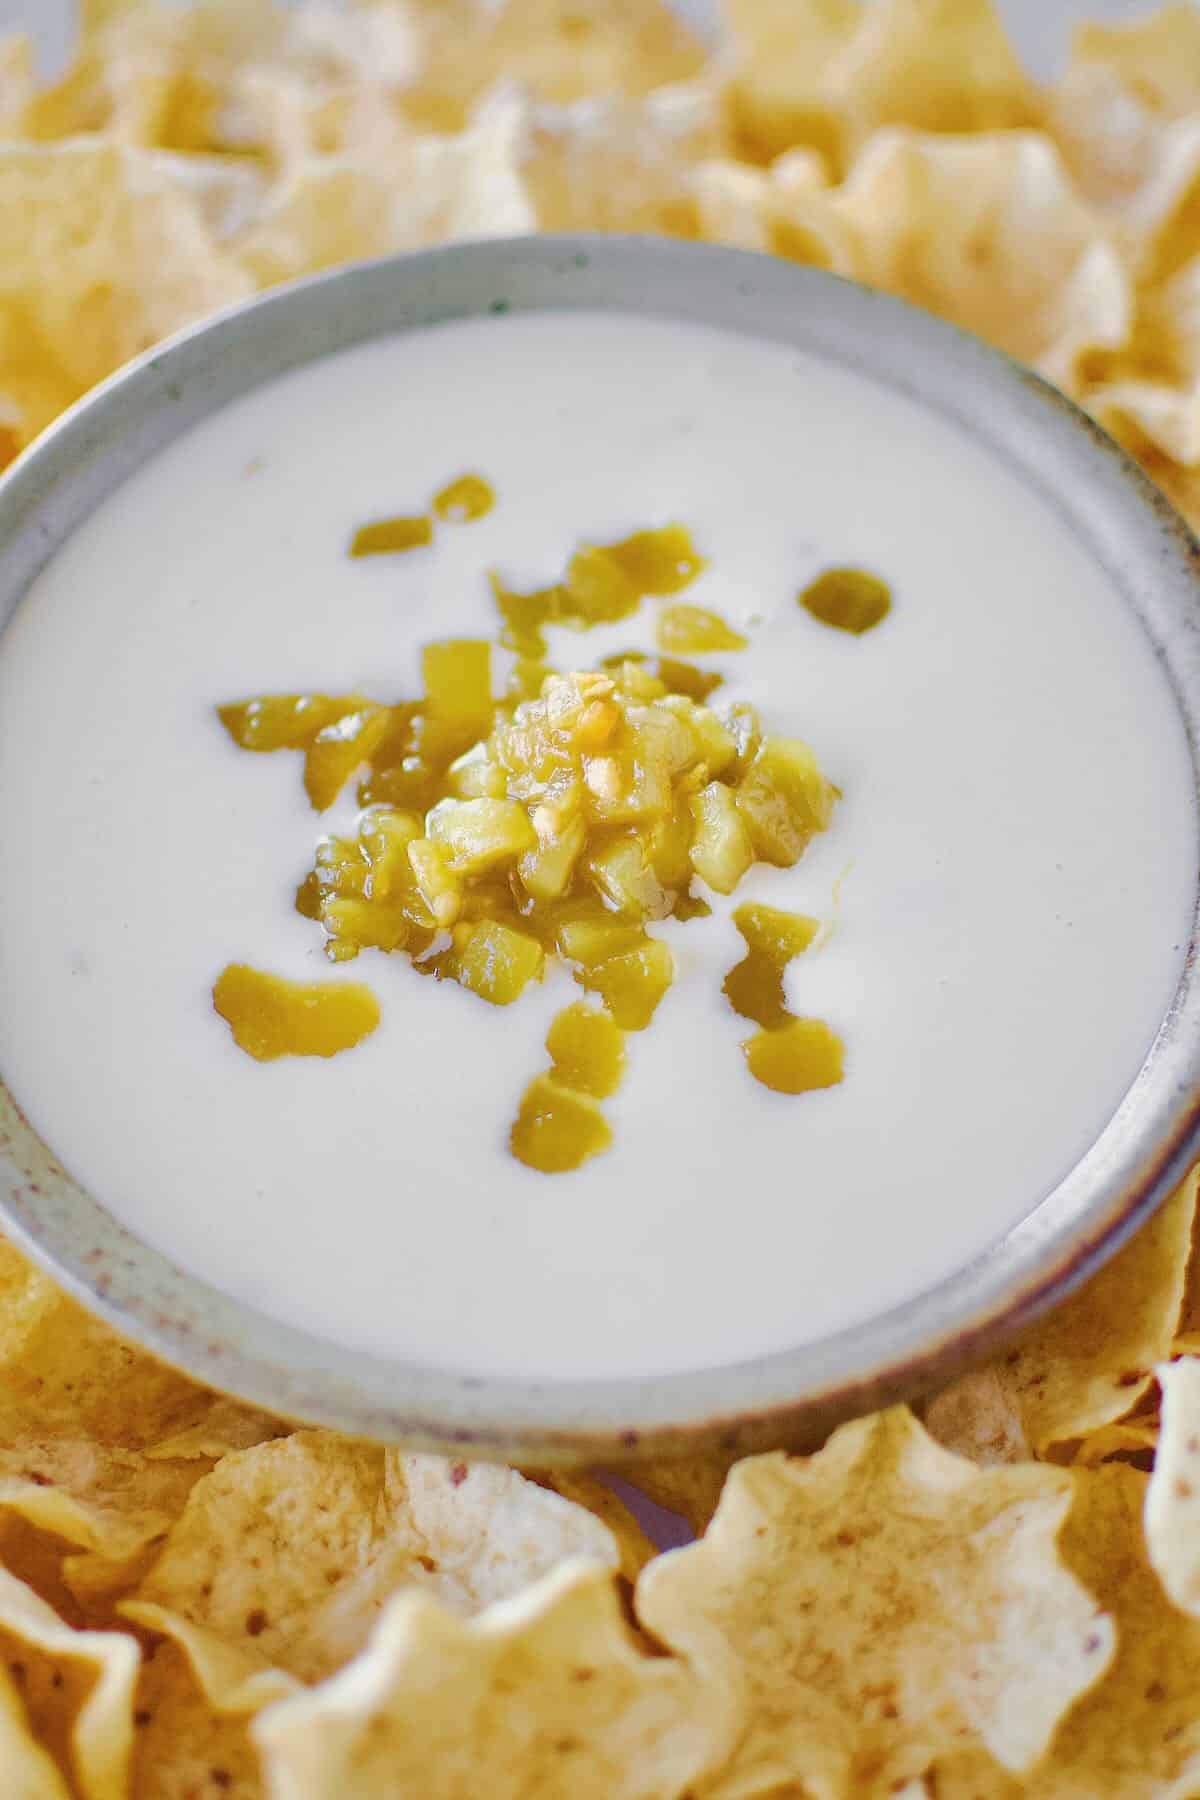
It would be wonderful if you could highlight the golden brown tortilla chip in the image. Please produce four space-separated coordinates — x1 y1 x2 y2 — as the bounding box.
925 1461 1200 1796
0 1659 72 1800
1144 1356 1200 1616
392 0 705 132
520 80 724 235
254 1561 736 1799
929 1169 1197 1459
827 128 1131 393
123 1437 634 1697
635 1409 1113 1796
130 1641 263 1800
724 0 1032 171
0 1566 139 1800
1071 4 1200 122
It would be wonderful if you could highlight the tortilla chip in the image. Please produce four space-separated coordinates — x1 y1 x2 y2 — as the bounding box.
143 1401 284 1464
826 128 1131 393
693 146 852 266
391 0 705 133
922 1368 1033 1466
0 1566 139 1800
131 1641 263 1800
122 1437 632 1697
1069 1416 1162 1468
1046 60 1200 279
0 139 249 447
930 1168 1198 1458
930 1462 1200 1796
0 1661 72 1800
254 1560 735 1799
1071 5 1200 122
635 1409 1113 1795
1144 1356 1200 1615
121 1609 298 1718
230 92 534 287
0 1236 211 1449
1087 256 1200 459
532 1474 657 1580
0 34 32 135
0 1440 204 1615
724 0 1032 172
520 79 723 235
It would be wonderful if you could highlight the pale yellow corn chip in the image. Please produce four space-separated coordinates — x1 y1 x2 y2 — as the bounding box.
520 79 723 234
122 1608 299 1716
929 1168 1197 1458
389 0 705 132
1088 257 1200 459
927 1463 1200 1797
143 1400 284 1464
1046 63 1200 282
131 1641 264 1800
0 34 32 135
0 1565 139 1800
1071 4 1200 122
230 92 534 287
1144 1356 1200 1616
635 1409 1113 1796
0 1661 72 1800
1069 1416 1162 1468
0 1440 204 1614
827 129 1131 393
532 1473 657 1581
0 140 249 447
254 1560 735 1799
0 1236 205 1448
724 0 1032 172
833 0 1034 145
42 0 416 161
922 1367 1032 1466
693 146 851 267
122 1436 631 1697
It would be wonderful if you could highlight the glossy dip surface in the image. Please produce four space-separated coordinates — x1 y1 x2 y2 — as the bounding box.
0 309 1193 1381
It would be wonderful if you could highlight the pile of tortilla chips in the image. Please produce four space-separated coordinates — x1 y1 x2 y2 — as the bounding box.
2 1 1200 1793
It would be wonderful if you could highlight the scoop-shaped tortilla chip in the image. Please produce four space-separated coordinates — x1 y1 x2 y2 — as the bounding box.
390 0 705 132
123 1437 632 1698
0 139 249 449
0 1566 139 1800
0 1440 205 1616
635 1409 1113 1797
724 0 1032 171
925 1462 1200 1796
130 1641 263 1800
0 1659 72 1800
520 79 724 235
1071 5 1200 122
827 128 1131 392
1088 257 1200 460
254 1560 735 1800
531 1473 657 1580
927 1168 1197 1460
693 147 846 263
230 90 534 287
1144 1356 1200 1616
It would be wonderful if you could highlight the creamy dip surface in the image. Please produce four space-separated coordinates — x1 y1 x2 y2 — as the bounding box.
0 310 1194 1382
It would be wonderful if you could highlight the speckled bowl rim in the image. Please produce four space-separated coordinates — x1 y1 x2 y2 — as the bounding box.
1 235 1199 1465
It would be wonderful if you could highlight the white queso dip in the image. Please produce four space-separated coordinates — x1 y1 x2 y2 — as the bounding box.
0 309 1193 1381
